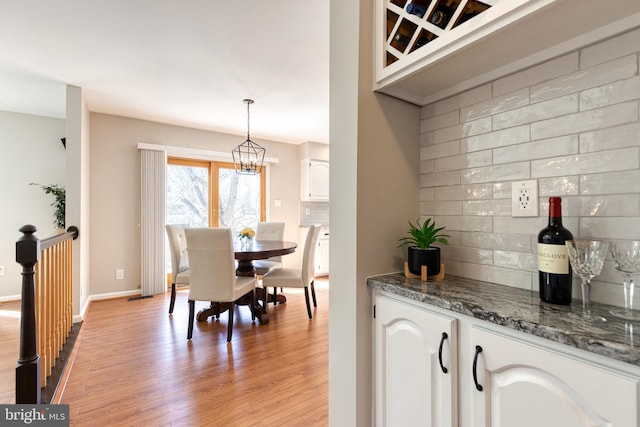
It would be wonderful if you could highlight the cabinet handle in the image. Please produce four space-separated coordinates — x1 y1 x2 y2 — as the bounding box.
472 345 483 392
438 332 448 374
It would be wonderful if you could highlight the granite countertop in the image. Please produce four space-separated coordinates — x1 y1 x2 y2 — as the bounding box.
368 273 640 367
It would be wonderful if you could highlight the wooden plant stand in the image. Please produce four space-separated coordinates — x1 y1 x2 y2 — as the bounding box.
403 262 445 282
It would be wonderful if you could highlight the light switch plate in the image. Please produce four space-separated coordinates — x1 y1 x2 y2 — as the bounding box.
511 180 539 217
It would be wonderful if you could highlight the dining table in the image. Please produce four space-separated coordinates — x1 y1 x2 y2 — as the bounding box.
195 239 297 325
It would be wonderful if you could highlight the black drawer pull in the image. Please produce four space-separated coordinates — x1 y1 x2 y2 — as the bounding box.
473 345 483 392
438 332 449 374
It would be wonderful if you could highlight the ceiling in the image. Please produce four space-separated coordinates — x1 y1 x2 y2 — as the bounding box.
0 1 329 144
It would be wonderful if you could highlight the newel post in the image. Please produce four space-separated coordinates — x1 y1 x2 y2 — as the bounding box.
15 224 41 404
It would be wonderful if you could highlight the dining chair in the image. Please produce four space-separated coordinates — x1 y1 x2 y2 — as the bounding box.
185 227 256 342
261 224 322 319
253 222 286 276
166 224 190 314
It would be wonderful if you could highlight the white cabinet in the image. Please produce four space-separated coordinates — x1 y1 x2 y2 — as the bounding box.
470 327 639 427
373 290 640 427
300 160 329 201
375 0 640 105
315 232 330 276
374 292 457 427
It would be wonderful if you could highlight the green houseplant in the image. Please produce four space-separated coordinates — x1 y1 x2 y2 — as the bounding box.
398 218 449 276
31 183 66 230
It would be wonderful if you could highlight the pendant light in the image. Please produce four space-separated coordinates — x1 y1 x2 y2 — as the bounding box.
232 99 265 174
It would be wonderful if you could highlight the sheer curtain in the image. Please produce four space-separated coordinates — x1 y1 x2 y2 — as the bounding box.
140 148 167 296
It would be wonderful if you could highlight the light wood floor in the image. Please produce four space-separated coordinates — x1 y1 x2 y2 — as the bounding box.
1 279 329 426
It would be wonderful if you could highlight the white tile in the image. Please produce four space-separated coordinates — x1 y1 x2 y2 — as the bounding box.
462 125 529 152
461 263 534 291
532 147 639 178
460 88 529 121
494 52 579 97
462 162 530 184
434 184 493 201
494 250 538 272
463 199 511 216
580 122 640 153
420 159 434 174
579 195 640 217
530 56 637 103
580 76 640 111
441 245 493 265
493 94 578 130
421 103 435 120
420 200 462 215
493 135 578 165
434 117 492 144
420 171 460 187
434 150 492 172
492 182 510 199
580 170 640 195
580 217 640 240
421 110 459 132
530 101 638 140
493 216 547 235
435 215 492 232
421 140 460 160
462 232 532 252
419 187 434 201
538 176 580 196
434 84 492 115
581 27 640 68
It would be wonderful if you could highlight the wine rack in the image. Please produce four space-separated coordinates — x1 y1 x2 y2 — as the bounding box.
385 0 495 67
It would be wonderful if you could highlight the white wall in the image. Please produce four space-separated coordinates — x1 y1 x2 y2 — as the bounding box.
0 110 65 299
88 113 301 297
329 0 421 425
420 27 640 308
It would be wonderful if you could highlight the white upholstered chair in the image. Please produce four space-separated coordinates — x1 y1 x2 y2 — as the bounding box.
252 222 286 276
185 227 256 342
166 224 190 314
261 224 322 319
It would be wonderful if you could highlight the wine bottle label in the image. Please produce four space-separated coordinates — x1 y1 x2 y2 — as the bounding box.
537 243 570 274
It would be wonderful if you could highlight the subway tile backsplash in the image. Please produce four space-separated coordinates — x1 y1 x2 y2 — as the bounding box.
299 201 329 227
419 27 640 308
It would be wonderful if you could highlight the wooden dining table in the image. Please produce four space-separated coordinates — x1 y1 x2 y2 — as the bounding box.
195 239 297 325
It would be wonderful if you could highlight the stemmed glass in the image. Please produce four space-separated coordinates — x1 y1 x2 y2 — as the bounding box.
565 240 609 322
608 240 640 321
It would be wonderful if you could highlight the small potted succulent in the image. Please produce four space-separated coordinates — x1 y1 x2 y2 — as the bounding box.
398 218 449 276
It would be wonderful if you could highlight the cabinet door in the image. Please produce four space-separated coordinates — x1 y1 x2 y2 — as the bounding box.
375 294 457 427
315 237 329 276
471 327 640 427
308 160 329 200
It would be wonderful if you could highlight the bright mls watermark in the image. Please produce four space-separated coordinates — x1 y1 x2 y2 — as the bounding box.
1 405 69 426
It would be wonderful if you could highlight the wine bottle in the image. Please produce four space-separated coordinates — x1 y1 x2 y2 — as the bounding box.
538 197 574 304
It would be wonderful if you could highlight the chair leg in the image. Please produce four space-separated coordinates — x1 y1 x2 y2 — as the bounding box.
273 287 278 306
304 287 312 319
311 280 317 307
251 289 256 322
227 302 235 342
187 300 195 340
169 282 177 314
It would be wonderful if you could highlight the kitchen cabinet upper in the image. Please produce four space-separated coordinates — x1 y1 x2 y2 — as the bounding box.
375 0 640 105
301 160 329 201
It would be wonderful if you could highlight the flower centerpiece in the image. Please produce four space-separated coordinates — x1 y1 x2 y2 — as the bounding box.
398 218 449 276
238 227 256 245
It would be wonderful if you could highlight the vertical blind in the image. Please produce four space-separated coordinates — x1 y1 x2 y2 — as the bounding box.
140 148 167 296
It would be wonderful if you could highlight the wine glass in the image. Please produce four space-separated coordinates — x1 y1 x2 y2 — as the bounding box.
565 240 609 322
608 240 640 321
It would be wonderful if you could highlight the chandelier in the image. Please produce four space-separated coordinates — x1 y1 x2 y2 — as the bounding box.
232 99 265 174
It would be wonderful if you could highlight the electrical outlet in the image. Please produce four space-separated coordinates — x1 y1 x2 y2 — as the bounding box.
115 269 124 280
511 180 539 217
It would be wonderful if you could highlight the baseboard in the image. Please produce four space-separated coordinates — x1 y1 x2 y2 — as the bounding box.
0 294 20 302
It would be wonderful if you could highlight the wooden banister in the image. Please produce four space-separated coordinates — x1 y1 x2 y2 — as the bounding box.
15 225 78 404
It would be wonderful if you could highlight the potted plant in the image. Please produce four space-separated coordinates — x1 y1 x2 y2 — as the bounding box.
398 218 449 276
30 183 65 230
